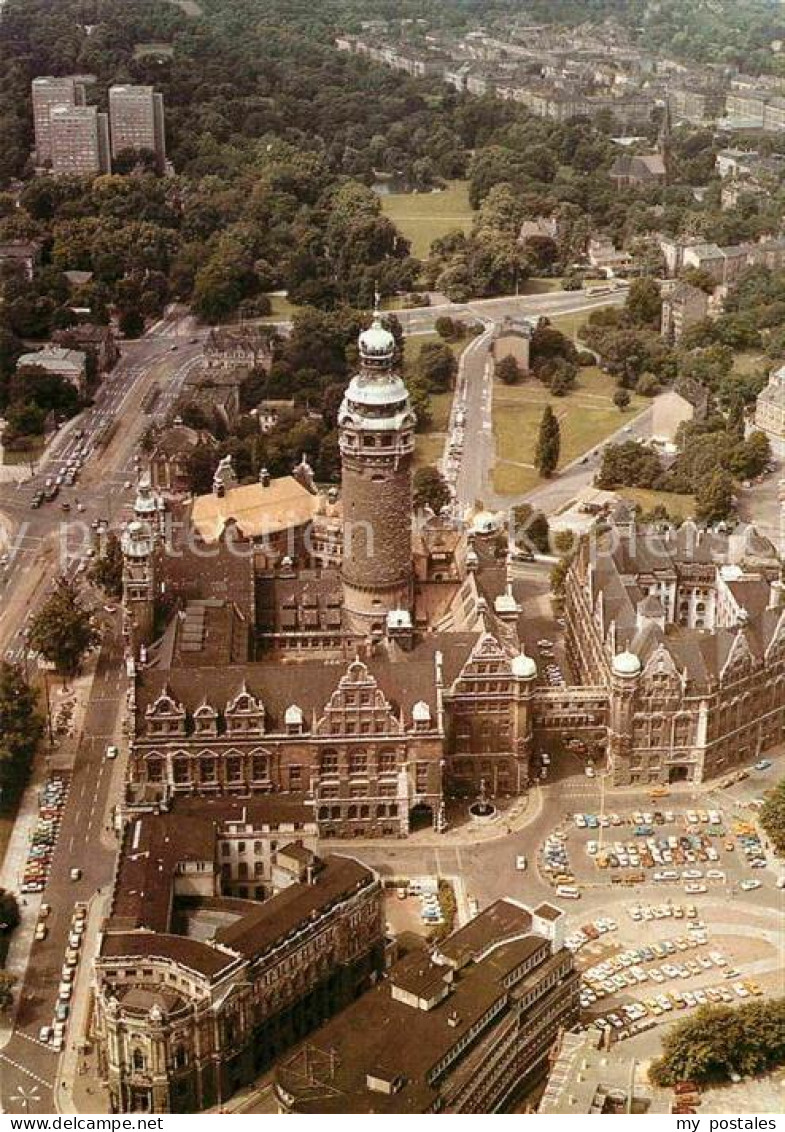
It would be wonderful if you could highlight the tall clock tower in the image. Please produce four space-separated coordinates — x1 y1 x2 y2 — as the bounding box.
339 312 416 636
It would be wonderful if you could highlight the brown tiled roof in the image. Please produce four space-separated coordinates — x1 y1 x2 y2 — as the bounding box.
215 855 375 958
135 641 449 733
100 931 240 980
191 476 317 542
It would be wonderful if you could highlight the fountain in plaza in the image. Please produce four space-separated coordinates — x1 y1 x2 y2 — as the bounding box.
469 778 497 823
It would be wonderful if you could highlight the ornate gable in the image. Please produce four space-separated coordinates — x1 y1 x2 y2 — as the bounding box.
225 683 264 735
454 633 512 684
720 629 755 682
764 606 785 661
145 686 187 736
315 659 401 737
641 643 682 689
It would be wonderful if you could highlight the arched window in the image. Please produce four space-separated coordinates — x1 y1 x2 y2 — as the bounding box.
132 1049 146 1072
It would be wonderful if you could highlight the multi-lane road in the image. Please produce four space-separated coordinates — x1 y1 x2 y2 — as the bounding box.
0 316 205 663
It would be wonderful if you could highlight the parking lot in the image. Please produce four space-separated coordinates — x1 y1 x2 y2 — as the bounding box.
539 801 781 898
532 761 785 1050
568 901 780 1046
21 775 70 895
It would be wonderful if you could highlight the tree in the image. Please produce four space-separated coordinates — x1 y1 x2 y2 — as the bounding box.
413 466 451 514
761 778 785 854
0 889 20 935
118 307 144 339
90 532 124 600
186 444 219 495
29 578 100 679
649 1001 785 1087
553 530 576 554
435 316 457 340
535 406 560 478
512 504 549 554
416 342 457 393
0 972 16 1012
624 277 662 328
495 355 523 385
695 469 734 525
613 388 631 411
0 663 44 788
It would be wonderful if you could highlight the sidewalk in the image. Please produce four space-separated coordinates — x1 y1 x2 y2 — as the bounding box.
56 891 112 1115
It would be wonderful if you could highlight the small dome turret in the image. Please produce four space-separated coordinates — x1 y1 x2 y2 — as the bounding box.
612 650 642 677
512 651 537 679
358 313 395 362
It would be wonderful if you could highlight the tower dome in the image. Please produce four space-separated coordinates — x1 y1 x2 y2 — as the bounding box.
358 315 395 362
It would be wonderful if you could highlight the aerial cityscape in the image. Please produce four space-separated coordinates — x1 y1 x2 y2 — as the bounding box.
0 0 784 1120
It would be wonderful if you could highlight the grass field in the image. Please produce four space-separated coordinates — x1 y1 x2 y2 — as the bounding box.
492 366 647 497
618 487 696 521
380 181 474 260
259 293 301 322
404 332 468 469
133 42 174 59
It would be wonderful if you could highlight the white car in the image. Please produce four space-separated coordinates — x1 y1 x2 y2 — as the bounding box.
586 841 598 856
515 855 527 871
740 879 761 891
106 745 119 760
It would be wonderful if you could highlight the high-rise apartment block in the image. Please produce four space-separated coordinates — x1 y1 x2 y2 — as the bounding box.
32 76 86 165
109 85 166 172
49 105 111 176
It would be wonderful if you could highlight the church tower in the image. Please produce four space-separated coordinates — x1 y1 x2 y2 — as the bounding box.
339 311 416 636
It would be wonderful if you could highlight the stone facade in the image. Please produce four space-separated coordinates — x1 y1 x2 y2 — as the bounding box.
754 365 785 459
565 518 785 785
660 282 710 343
92 798 384 1113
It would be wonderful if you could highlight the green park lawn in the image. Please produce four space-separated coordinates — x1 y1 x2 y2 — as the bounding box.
618 487 696 522
492 366 646 497
380 181 473 260
259 293 301 322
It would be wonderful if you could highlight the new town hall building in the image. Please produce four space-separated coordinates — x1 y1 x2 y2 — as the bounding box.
95 311 785 1113
118 314 785 830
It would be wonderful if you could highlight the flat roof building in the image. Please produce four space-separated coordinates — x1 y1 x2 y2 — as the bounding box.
49 104 110 176
275 898 579 1113
109 85 166 173
31 76 86 165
